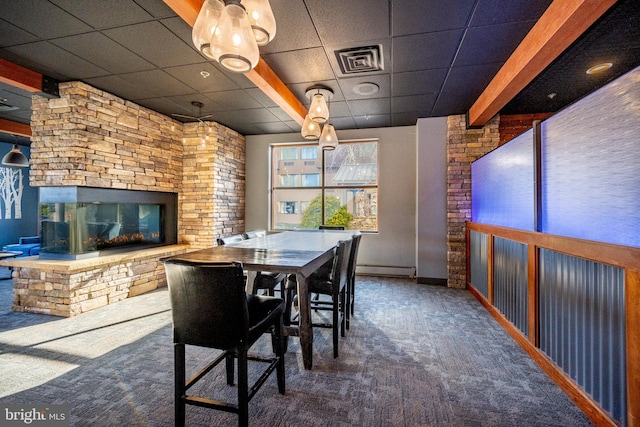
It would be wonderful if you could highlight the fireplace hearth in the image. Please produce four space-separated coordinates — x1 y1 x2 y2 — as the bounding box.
39 187 178 260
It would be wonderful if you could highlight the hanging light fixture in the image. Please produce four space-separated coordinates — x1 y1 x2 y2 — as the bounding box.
2 144 29 167
210 1 260 73
301 85 338 149
242 0 276 46
301 114 321 140
192 0 224 59
191 0 278 74
319 124 338 150
306 86 333 124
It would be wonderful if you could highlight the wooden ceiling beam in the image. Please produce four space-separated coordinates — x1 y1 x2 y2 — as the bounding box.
0 118 32 137
467 0 617 127
163 0 307 126
0 58 43 93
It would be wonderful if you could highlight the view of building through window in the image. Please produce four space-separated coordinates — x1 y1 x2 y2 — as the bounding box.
271 140 378 231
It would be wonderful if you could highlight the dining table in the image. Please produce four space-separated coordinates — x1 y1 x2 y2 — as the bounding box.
163 229 357 370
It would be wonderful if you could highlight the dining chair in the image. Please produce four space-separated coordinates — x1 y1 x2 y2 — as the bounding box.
308 238 352 358
345 233 361 330
318 225 345 230
240 230 287 297
217 233 246 246
164 260 286 427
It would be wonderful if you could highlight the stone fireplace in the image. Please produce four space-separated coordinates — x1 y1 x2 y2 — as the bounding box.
0 81 245 316
39 187 178 260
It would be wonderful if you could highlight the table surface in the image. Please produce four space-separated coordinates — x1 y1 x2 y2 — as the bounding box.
164 230 358 369
0 251 22 259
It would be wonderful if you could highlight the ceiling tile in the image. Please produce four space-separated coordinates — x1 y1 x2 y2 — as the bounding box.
305 0 389 45
470 0 553 27
330 116 356 130
164 94 219 116
0 19 40 47
164 63 239 92
263 48 336 85
51 32 155 74
267 107 293 121
433 63 503 116
103 21 204 68
325 101 352 118
353 114 390 128
121 69 196 98
392 69 448 97
85 75 156 101
6 41 108 80
347 99 390 116
393 30 463 72
132 0 177 19
204 90 264 111
248 88 279 108
338 74 390 101
50 0 153 29
454 21 535 67
255 122 295 134
0 0 92 38
392 111 420 127
134 97 185 118
391 94 437 114
260 0 322 54
160 16 195 47
392 0 475 36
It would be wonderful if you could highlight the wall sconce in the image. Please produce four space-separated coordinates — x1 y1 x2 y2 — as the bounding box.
192 0 276 73
1 144 29 167
301 85 339 150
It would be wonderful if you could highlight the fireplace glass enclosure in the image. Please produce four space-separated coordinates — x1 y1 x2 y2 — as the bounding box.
39 187 177 260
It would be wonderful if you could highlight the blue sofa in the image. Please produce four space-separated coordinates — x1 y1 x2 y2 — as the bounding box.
3 236 41 257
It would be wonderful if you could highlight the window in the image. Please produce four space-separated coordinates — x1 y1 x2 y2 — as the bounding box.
271 140 378 231
302 174 319 187
280 174 299 187
280 147 298 160
279 201 298 214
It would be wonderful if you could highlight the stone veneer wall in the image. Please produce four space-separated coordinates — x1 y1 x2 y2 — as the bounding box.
446 114 500 288
12 81 245 316
180 122 245 249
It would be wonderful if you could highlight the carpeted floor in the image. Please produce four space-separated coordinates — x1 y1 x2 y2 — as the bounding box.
0 276 592 426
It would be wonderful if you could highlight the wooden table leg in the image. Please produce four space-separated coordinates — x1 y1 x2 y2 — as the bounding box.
296 272 313 369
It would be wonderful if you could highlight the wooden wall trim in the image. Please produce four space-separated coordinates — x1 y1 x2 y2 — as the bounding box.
0 58 42 93
467 222 640 270
627 268 640 427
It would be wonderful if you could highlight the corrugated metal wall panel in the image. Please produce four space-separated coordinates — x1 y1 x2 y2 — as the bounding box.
470 231 488 298
539 249 626 425
493 238 528 334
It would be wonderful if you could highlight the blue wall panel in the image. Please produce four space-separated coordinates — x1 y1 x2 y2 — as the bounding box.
471 129 534 230
541 67 640 247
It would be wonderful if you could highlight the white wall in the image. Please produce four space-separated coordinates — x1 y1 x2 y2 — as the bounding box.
416 117 448 282
246 126 417 276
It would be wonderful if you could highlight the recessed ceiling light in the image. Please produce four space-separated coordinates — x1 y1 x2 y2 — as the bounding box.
586 63 613 74
353 82 379 96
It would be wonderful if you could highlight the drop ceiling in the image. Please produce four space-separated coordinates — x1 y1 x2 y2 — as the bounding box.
0 0 639 143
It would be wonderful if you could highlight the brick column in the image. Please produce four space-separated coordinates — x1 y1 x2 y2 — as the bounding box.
446 114 500 288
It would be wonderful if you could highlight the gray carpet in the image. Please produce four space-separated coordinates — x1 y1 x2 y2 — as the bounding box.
0 276 592 426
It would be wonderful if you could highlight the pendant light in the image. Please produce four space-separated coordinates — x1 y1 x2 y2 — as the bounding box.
301 114 321 140
1 144 29 167
210 0 260 73
319 124 338 150
242 0 276 46
192 0 224 59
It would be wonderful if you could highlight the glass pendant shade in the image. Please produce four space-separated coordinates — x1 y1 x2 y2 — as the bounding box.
192 0 224 59
319 124 338 150
301 114 321 140
243 0 276 46
210 2 259 73
308 93 329 123
2 144 29 167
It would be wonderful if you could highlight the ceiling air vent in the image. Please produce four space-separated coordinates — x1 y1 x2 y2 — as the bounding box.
334 45 384 75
